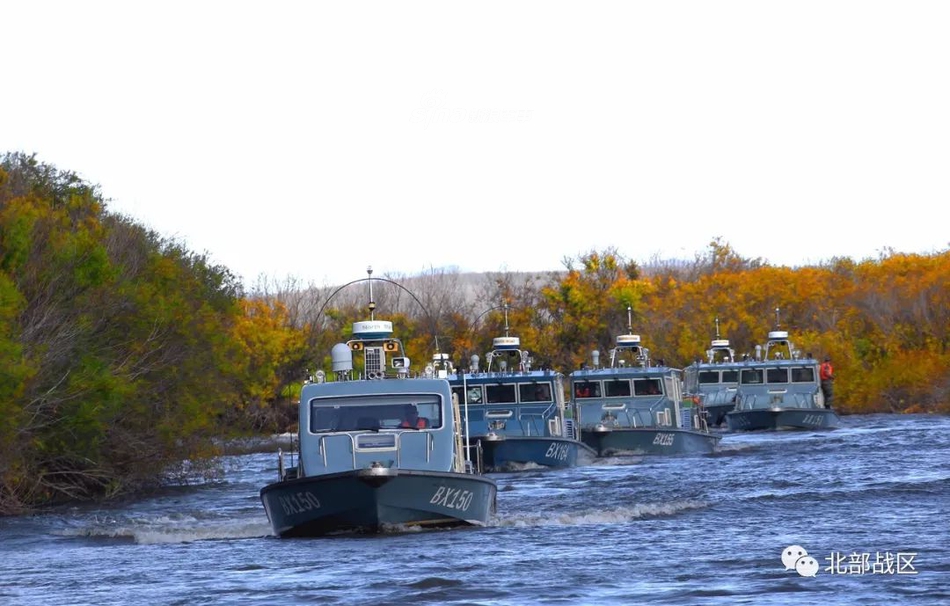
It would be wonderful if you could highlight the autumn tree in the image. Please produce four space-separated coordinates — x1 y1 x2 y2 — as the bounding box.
539 248 647 371
0 152 246 512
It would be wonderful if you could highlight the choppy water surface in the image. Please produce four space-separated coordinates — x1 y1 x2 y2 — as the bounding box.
1 414 948 605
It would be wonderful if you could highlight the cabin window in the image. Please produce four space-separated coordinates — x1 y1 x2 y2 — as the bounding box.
520 382 552 402
573 381 601 398
721 369 738 383
309 394 443 432
791 367 815 382
698 370 720 385
604 379 631 397
634 378 663 396
486 383 516 404
453 385 483 404
740 368 764 384
767 368 789 384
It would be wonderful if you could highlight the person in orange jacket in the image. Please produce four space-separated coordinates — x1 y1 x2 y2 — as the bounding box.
400 405 428 429
820 356 835 408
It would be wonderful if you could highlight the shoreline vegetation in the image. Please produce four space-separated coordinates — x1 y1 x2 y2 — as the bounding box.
2 151 948 514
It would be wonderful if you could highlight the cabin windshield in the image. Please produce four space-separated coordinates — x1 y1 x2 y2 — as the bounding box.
486 384 517 404
519 382 553 402
767 368 789 384
791 367 816 382
604 379 631 397
573 381 601 399
633 378 663 396
740 368 764 384
309 394 443 432
451 385 484 405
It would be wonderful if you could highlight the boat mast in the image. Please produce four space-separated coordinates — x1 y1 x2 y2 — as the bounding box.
503 301 510 338
367 265 375 320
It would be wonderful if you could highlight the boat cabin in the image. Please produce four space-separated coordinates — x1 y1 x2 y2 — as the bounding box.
683 338 741 407
447 336 570 441
295 320 465 477
571 332 694 431
732 329 825 411
734 361 824 411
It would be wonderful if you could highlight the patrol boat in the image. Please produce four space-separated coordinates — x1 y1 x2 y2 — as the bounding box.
569 308 722 457
260 276 497 537
683 319 742 428
441 307 596 472
725 309 839 431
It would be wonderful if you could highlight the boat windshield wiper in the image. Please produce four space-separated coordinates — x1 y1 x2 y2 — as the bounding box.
352 418 381 432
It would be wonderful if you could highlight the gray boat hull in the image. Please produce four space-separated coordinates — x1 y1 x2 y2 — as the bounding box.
260 468 497 538
726 407 839 431
477 436 597 471
581 427 721 457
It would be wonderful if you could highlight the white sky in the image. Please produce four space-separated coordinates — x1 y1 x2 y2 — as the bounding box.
4 2 949 288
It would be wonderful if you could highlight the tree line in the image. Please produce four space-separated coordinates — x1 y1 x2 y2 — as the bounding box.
2 152 948 513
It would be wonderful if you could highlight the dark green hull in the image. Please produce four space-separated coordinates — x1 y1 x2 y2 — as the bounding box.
477 436 597 471
580 427 721 457
726 407 839 431
261 468 497 538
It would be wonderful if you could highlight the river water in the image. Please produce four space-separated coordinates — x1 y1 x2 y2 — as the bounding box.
1 413 948 605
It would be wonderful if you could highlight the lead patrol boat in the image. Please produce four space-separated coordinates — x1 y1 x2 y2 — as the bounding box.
260 273 497 537
569 308 722 457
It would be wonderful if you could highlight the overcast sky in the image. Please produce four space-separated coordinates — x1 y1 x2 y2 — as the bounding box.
4 2 948 288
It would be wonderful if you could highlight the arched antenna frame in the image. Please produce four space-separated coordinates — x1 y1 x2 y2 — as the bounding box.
315 271 441 353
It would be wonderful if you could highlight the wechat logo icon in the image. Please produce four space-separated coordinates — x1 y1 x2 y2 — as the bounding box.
782 545 819 577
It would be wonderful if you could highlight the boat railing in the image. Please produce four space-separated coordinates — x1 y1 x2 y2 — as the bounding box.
646 398 672 426
703 388 738 406
277 448 288 482
595 400 668 429
622 407 656 428
318 434 353 468
738 389 820 410
519 414 547 437
466 442 485 474
316 431 433 470
401 432 434 465
624 409 644 428
695 411 709 433
277 433 299 481
564 417 578 441
736 394 757 410
682 405 709 432
789 391 820 408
